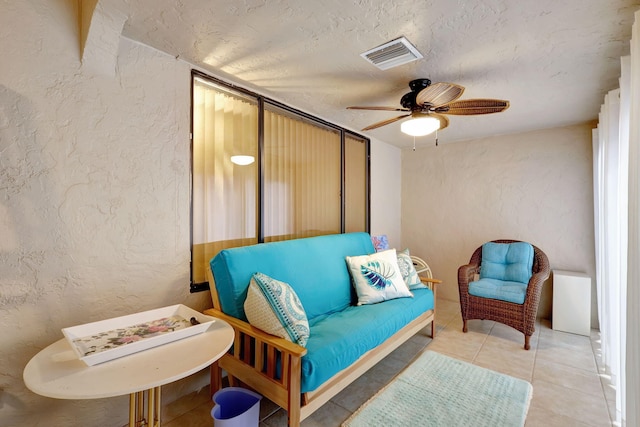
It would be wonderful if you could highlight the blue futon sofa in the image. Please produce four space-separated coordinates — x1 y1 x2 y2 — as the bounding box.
204 232 437 427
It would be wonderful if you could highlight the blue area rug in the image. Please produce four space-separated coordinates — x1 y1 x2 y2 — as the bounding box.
342 351 532 427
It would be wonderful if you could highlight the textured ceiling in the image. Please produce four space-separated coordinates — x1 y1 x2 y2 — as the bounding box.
113 0 639 147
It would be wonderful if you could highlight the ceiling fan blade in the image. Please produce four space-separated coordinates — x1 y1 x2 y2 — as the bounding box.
440 99 510 115
415 82 465 107
347 106 410 112
361 114 411 131
430 113 450 131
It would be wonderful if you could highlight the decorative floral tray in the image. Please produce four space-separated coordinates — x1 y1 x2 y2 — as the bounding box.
62 304 214 366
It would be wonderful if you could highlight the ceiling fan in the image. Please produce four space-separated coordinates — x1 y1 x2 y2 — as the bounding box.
347 78 509 143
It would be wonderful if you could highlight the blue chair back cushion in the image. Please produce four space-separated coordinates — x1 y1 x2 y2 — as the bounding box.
479 242 534 284
469 241 534 305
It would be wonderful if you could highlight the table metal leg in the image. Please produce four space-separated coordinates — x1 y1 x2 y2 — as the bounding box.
129 387 161 427
147 388 155 426
129 393 136 426
154 387 161 426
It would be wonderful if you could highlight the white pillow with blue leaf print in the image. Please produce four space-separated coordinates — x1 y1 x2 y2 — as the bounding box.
244 272 310 347
346 249 413 305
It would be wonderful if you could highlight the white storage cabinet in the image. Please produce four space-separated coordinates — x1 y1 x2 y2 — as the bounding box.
552 270 591 336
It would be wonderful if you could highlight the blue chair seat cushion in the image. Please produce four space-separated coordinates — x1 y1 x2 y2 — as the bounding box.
300 287 434 393
468 278 527 304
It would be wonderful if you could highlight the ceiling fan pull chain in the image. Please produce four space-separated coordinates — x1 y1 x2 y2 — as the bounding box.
435 129 439 147
413 136 416 151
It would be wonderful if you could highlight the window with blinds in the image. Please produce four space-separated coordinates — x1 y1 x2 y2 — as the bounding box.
191 77 259 285
191 71 369 290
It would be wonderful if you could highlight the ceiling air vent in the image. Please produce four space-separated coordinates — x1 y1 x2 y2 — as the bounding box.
360 36 423 70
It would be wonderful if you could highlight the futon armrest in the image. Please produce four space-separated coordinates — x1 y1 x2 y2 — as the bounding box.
419 277 442 293
203 308 307 357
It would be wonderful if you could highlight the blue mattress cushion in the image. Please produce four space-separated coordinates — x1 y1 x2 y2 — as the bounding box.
468 278 528 304
211 232 375 322
300 287 434 393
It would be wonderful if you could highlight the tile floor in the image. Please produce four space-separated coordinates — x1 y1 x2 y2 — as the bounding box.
161 298 616 427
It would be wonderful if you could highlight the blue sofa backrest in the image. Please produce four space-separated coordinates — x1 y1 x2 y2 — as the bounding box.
210 232 375 322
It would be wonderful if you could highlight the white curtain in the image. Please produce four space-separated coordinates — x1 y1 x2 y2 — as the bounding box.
626 10 640 427
593 10 640 427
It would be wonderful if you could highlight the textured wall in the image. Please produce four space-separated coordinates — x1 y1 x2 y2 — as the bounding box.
401 124 597 326
0 2 211 426
370 137 402 248
0 2 404 426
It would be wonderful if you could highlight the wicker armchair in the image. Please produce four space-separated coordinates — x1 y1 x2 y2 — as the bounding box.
457 240 550 350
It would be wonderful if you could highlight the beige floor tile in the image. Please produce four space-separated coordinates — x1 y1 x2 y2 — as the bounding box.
410 326 435 344
536 339 599 373
164 298 614 427
487 328 538 352
262 401 351 427
428 347 475 364
446 317 493 338
489 322 533 346
533 358 604 398
434 311 460 328
426 327 486 360
530 379 611 427
451 316 496 335
539 327 594 349
330 374 387 413
162 400 213 427
258 397 284 421
387 333 430 363
434 298 461 315
260 407 288 426
365 352 414 385
525 404 594 427
162 386 211 424
474 338 536 382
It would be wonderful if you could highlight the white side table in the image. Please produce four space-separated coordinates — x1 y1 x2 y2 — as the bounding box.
552 270 591 336
24 318 234 427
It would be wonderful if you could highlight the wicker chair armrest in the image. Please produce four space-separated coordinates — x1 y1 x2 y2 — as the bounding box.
458 263 479 283
523 270 550 308
203 308 307 357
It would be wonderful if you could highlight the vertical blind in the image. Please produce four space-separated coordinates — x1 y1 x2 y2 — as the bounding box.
191 73 369 285
263 105 341 242
192 77 259 284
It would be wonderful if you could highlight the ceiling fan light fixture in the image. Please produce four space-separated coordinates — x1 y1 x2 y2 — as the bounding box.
401 116 440 137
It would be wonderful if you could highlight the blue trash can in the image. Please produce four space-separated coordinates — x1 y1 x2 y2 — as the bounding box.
211 387 262 427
